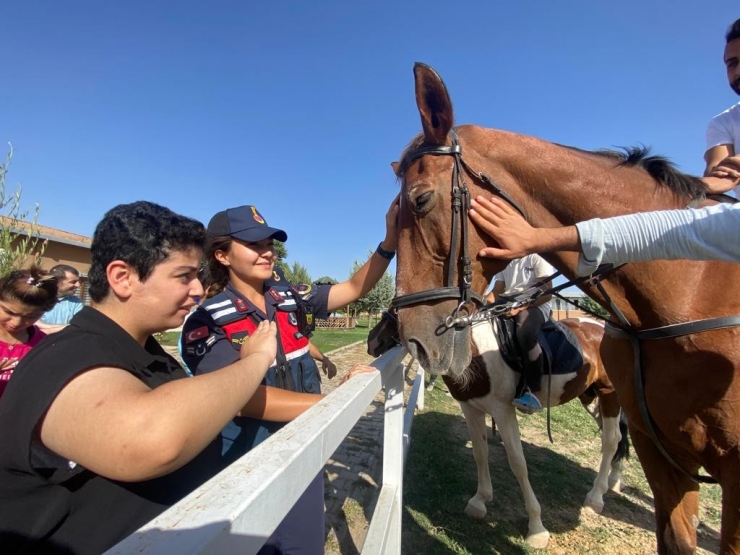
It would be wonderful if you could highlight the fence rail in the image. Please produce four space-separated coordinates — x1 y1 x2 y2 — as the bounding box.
106 345 422 555
315 317 357 329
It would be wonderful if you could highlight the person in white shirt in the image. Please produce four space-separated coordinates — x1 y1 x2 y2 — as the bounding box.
485 254 554 414
704 18 740 191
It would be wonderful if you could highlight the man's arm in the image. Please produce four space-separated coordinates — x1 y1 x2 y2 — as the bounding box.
484 280 506 304
469 196 740 274
40 321 277 483
704 144 735 180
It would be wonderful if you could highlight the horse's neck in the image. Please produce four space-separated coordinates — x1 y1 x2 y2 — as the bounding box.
475 135 740 326
545 249 740 328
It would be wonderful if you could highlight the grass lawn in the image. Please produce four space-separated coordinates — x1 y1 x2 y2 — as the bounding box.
157 323 371 353
403 386 722 554
310 324 370 353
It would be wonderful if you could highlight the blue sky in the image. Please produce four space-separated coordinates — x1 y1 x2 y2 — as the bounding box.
1 2 737 282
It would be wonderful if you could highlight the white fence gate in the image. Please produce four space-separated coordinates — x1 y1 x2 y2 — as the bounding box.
106 345 424 555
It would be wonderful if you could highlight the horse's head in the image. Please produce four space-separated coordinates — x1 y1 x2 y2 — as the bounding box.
391 63 507 377
392 63 712 351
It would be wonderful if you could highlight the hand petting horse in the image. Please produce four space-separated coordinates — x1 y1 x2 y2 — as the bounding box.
391 62 740 555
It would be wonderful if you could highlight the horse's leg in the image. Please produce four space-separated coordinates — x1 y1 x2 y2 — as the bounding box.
459 401 493 519
720 474 740 555
490 402 550 549
608 411 630 493
630 428 700 555
583 392 622 514
426 372 438 391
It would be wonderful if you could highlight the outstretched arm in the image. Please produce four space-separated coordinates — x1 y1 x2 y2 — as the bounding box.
469 196 740 276
327 194 399 312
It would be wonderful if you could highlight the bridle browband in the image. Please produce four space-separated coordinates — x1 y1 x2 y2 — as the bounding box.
390 128 526 327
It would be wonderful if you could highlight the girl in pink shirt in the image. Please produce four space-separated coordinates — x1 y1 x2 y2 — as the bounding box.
0 266 58 399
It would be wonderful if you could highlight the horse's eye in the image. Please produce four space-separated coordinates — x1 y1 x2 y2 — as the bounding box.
414 191 433 214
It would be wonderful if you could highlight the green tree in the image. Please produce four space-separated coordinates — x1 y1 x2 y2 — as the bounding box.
577 295 610 319
283 260 312 285
348 251 395 327
314 276 338 285
0 145 46 275
273 240 289 274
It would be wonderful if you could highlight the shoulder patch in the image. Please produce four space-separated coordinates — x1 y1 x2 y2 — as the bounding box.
230 330 250 348
292 283 312 296
184 326 209 344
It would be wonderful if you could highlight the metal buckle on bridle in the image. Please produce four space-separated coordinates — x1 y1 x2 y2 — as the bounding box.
445 300 477 329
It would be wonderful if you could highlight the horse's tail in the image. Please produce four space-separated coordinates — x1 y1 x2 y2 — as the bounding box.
613 410 630 463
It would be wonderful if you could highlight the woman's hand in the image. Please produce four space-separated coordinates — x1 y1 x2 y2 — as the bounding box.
240 321 277 366
0 357 19 371
381 194 401 252
321 356 338 380
339 363 378 385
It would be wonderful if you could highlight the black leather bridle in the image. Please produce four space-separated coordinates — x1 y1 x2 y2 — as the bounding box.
390 129 526 328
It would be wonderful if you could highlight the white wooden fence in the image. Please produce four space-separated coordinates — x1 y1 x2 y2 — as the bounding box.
105 345 424 555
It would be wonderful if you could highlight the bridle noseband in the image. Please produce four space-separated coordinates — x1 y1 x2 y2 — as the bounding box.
390 129 526 328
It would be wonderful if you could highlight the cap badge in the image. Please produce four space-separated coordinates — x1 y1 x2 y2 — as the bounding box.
251 206 265 224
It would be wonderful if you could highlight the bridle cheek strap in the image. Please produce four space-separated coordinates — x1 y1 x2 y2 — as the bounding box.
391 128 519 317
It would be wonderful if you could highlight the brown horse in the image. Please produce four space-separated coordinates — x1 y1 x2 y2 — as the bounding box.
392 62 740 555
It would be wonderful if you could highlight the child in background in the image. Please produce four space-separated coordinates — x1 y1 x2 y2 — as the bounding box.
0 266 57 398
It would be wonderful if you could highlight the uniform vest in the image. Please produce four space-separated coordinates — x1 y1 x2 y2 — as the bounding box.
199 286 322 462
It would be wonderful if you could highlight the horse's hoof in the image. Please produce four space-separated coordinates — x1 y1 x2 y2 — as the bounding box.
426 385 434 391
608 479 622 493
582 499 604 515
525 530 550 549
464 501 487 519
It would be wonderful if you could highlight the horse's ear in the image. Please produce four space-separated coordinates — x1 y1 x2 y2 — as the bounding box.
413 62 454 146
391 161 400 176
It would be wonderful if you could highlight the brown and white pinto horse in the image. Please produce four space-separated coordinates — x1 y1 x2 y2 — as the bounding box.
393 63 740 555
370 309 627 548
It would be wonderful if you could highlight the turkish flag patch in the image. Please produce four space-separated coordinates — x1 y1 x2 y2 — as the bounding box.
184 326 209 344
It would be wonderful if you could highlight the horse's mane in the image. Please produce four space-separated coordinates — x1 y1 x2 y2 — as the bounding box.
563 145 707 199
396 131 707 199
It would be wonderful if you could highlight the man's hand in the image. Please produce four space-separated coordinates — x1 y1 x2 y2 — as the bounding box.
469 196 542 259
703 155 740 193
504 306 526 318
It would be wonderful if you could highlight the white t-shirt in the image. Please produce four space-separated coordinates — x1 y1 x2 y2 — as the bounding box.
574 202 740 276
706 102 740 194
493 254 555 318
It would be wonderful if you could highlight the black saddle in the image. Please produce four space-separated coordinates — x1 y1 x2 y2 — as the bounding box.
495 317 584 377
